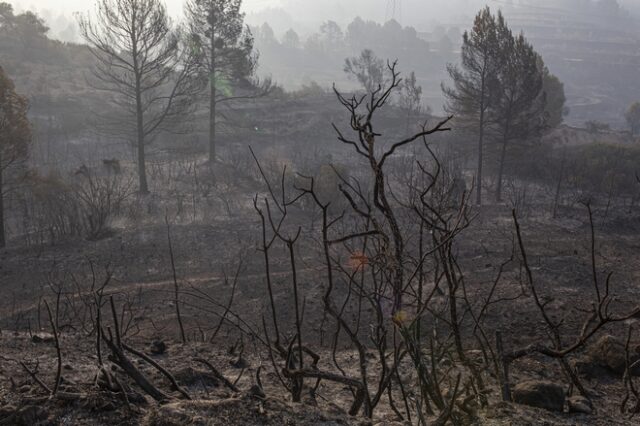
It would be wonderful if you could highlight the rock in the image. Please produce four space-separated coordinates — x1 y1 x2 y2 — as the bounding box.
31 333 55 344
512 380 565 412
570 356 609 379
149 340 167 355
568 396 593 414
585 335 640 376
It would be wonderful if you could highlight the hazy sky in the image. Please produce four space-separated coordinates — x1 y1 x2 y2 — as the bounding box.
11 0 276 15
11 0 485 28
10 0 640 34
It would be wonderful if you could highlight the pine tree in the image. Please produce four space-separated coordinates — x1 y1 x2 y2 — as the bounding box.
282 28 300 49
185 0 258 163
344 49 386 93
79 0 201 194
541 64 567 129
492 30 546 202
398 71 425 132
444 8 555 204
442 7 502 205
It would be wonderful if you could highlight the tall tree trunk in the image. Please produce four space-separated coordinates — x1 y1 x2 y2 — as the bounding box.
208 22 216 163
136 98 148 194
552 148 566 218
209 75 216 162
495 131 509 203
477 108 485 206
131 16 148 195
135 85 148 194
0 160 5 248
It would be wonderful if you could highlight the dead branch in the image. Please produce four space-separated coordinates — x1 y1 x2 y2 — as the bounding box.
622 325 640 416
283 368 366 415
165 215 186 344
122 343 191 400
101 328 170 402
100 297 170 402
193 358 239 392
508 209 640 363
19 361 51 394
210 261 243 342
43 299 62 395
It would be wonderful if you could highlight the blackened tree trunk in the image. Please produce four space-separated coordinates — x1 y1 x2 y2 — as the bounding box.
0 162 5 248
186 0 263 165
442 7 502 206
477 103 485 205
495 125 509 202
209 30 216 162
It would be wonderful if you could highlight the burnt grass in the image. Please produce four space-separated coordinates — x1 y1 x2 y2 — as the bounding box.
1 94 639 424
1 192 640 425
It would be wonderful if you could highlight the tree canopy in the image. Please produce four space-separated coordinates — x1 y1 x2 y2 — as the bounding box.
443 7 503 205
443 7 556 204
541 65 567 129
344 49 387 93
0 2 52 63
186 0 262 162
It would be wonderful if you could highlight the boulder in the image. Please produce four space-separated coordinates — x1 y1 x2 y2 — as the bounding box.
585 335 640 376
568 395 593 414
31 333 55 344
512 380 565 412
570 356 609 379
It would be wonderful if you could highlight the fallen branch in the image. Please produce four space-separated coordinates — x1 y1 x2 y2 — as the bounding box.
123 343 191 400
19 361 51 394
283 368 365 415
102 329 171 402
100 297 171 402
193 358 239 392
